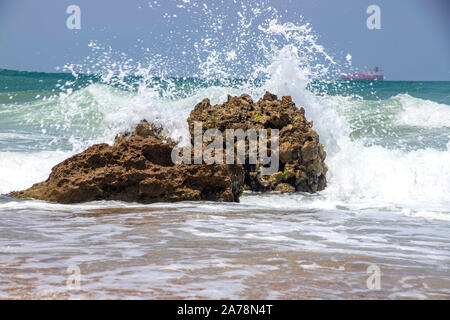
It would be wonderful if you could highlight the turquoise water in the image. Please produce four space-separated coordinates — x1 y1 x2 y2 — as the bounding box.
1 69 449 153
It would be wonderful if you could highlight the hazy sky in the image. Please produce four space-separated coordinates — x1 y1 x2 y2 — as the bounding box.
0 0 449 80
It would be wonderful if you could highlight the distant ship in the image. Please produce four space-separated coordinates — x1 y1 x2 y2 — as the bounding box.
341 67 384 81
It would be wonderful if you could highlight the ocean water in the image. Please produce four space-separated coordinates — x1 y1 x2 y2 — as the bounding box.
1 9 450 299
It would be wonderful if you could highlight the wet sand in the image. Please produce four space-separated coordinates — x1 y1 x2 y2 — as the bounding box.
1 196 449 299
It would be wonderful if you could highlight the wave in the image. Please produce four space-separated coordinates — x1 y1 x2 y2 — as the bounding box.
0 151 70 194
258 57 450 218
394 94 450 128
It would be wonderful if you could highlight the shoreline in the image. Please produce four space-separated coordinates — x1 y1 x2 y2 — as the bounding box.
1 194 449 300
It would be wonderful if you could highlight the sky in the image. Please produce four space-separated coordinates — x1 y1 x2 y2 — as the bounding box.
0 0 449 80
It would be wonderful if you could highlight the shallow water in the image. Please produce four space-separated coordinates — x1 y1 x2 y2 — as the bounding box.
1 193 449 299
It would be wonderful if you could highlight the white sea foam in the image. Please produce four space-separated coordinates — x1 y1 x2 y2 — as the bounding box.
0 151 70 194
394 94 450 128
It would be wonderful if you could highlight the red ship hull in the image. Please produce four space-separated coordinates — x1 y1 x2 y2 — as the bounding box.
341 73 383 81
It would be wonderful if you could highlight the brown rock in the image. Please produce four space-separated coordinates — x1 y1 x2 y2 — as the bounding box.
187 91 327 193
10 121 245 204
275 183 296 193
9 91 328 204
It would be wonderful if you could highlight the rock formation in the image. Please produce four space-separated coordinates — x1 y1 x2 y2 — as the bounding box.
9 91 327 204
187 91 327 193
10 121 245 204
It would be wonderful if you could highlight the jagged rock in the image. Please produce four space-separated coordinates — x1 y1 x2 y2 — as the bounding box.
187 92 327 193
10 121 245 204
9 91 328 204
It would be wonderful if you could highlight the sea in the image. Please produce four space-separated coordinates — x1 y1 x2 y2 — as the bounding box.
0 15 449 299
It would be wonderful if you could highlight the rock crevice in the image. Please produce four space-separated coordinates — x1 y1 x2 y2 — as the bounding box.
187 91 327 193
